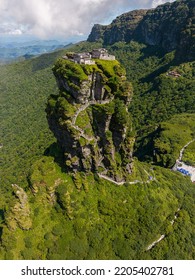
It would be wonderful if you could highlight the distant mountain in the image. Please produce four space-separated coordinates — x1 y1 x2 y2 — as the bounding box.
88 0 195 61
0 39 65 48
0 39 72 62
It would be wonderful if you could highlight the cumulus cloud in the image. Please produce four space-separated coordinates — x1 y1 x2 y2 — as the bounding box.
0 0 175 38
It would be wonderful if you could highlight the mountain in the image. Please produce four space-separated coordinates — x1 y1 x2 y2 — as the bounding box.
0 39 72 63
0 0 195 260
88 9 148 45
88 0 195 61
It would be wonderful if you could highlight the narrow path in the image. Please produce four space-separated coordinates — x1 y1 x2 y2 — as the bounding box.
98 174 125 185
72 98 157 186
71 98 112 142
98 169 156 186
72 124 94 141
72 99 112 125
178 139 195 161
146 235 165 251
172 139 195 182
72 102 91 125
170 208 180 225
146 208 180 251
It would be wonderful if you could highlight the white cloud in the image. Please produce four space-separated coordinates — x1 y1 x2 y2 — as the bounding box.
152 0 174 8
8 29 23 35
0 0 175 39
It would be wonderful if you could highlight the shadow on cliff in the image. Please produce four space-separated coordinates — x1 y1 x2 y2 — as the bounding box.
138 44 192 84
133 129 157 163
140 62 173 84
137 46 176 84
44 142 67 172
139 45 166 60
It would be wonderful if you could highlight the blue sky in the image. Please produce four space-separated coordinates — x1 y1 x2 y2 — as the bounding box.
0 0 175 42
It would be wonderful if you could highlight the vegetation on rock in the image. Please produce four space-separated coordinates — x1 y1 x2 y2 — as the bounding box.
47 58 133 181
0 0 195 260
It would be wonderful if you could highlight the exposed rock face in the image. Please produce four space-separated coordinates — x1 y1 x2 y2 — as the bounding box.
5 184 32 231
87 0 195 61
56 69 107 104
87 24 107 43
88 9 148 45
136 0 195 57
46 58 134 182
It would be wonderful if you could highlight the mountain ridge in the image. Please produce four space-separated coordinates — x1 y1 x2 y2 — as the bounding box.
88 0 195 61
88 9 148 45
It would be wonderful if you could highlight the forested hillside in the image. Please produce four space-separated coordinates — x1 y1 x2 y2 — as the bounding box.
0 0 195 260
0 52 65 198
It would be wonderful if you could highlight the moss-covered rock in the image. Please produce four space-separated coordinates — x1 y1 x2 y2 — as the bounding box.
5 184 32 231
46 57 134 181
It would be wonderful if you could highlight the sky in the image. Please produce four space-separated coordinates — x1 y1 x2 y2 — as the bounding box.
0 0 175 42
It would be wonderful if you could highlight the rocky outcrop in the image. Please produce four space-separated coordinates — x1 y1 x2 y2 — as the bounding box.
87 24 107 43
88 9 148 45
136 0 195 57
5 184 32 231
46 58 134 182
87 0 195 61
55 69 108 104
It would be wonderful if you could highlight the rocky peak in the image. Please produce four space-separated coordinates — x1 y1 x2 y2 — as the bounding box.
46 56 134 182
88 9 148 45
87 24 107 43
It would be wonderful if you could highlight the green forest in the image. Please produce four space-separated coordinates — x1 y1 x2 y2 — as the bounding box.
0 0 195 260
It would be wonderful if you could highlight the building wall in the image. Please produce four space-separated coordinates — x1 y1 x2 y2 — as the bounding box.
84 59 95 65
99 54 115 60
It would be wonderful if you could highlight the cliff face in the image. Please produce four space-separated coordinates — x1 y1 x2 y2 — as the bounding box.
136 0 195 57
87 0 195 60
46 58 134 182
88 9 148 45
